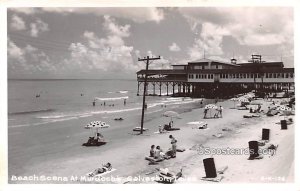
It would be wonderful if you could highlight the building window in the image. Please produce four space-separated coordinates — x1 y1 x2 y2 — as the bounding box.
216 65 218 69
202 66 205 70
290 73 294 78
285 73 289 78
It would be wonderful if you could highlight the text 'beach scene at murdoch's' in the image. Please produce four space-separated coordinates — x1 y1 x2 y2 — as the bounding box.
6 7 295 184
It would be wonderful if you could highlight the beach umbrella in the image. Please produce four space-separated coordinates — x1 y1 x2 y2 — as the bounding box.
163 111 180 125
237 97 249 103
84 121 110 133
279 99 290 105
275 105 293 115
246 93 255 98
204 104 218 109
275 105 292 111
204 104 219 118
250 100 264 105
230 98 239 108
163 111 180 118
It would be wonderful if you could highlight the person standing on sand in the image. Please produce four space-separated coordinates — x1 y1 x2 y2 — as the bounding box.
218 106 223 118
203 108 208 119
169 135 177 158
92 99 96 106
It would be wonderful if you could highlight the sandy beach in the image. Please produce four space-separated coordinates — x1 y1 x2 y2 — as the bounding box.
8 96 294 184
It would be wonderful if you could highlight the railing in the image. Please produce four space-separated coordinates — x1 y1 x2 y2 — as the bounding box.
137 77 187 82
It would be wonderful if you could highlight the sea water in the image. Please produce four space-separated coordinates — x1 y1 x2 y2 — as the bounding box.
8 79 203 128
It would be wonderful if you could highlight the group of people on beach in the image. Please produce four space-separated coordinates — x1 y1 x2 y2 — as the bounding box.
203 105 223 119
149 135 177 161
83 133 106 146
92 99 127 107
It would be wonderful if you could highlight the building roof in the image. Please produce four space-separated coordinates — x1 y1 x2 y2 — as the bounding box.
136 67 294 75
237 62 284 68
188 58 238 66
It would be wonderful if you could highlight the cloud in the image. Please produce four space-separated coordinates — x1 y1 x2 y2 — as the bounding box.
61 15 143 76
10 14 26 31
181 7 293 47
9 8 37 15
30 18 49 37
8 39 55 77
169 42 181 52
180 7 293 62
103 15 131 37
188 22 229 60
7 38 25 63
11 7 165 23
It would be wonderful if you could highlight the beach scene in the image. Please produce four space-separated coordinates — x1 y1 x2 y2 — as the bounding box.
6 7 295 184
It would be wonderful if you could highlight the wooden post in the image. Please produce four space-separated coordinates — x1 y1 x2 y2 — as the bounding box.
138 56 160 134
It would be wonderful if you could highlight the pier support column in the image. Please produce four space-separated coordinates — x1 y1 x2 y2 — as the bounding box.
153 83 155 95
145 82 148 96
137 82 140 96
172 82 175 95
159 82 162 96
167 82 169 96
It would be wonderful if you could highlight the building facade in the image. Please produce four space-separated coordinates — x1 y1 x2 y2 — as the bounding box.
136 55 294 98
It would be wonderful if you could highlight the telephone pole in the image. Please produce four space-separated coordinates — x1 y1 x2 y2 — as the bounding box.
138 55 160 134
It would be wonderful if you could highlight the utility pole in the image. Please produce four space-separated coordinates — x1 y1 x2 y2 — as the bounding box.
138 55 161 134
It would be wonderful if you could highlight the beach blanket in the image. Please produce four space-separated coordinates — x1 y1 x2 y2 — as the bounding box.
176 148 186 152
154 131 169 134
86 168 116 177
201 176 224 182
145 156 164 163
217 166 228 174
212 133 224 138
133 127 149 132
166 128 180 131
237 107 248 110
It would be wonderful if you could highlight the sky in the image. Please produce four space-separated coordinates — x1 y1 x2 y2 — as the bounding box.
7 7 294 79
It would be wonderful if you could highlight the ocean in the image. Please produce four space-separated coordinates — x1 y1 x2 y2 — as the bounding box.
8 79 204 129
